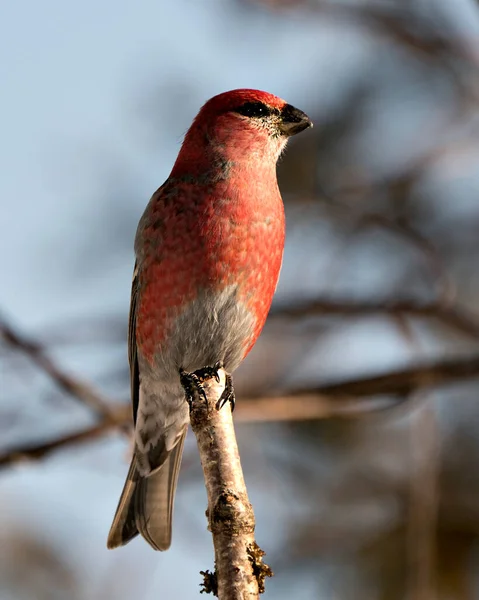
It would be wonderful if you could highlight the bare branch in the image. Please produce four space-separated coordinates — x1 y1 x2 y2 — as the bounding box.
270 298 479 339
235 395 403 423
0 396 400 469
188 369 272 598
0 405 131 467
313 191 457 306
294 354 479 399
0 316 117 420
2 339 479 471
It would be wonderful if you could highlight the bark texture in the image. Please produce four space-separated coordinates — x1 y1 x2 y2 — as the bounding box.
189 369 272 599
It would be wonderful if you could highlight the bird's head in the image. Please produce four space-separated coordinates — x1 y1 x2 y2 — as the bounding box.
171 89 313 178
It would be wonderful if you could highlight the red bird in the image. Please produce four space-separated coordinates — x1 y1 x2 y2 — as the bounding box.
107 89 312 551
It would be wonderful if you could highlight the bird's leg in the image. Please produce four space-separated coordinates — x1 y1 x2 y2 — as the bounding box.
180 361 235 411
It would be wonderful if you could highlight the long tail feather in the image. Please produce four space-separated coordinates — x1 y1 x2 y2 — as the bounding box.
107 457 140 549
107 430 187 551
135 430 187 550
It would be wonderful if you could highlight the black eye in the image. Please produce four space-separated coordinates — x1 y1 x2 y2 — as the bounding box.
234 101 273 118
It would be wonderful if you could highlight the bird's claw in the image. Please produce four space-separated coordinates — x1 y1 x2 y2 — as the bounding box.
196 361 223 384
179 369 207 409
180 361 229 410
216 373 235 412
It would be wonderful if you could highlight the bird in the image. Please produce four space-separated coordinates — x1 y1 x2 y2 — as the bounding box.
107 88 312 551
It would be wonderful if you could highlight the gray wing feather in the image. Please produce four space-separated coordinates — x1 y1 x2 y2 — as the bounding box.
129 263 140 425
107 266 142 549
108 263 187 551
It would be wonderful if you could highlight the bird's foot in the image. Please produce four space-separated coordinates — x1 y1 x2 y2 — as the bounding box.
180 361 235 412
179 369 206 409
180 361 224 410
195 360 223 385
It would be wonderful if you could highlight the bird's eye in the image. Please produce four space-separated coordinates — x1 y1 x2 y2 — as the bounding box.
234 102 273 118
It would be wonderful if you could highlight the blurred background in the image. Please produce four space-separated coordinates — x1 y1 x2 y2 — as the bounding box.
2 0 479 598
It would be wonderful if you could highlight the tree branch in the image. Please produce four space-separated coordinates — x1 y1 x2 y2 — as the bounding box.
0 317 116 420
303 354 479 398
271 298 444 319
0 405 131 467
3 353 479 468
187 368 272 599
270 299 479 338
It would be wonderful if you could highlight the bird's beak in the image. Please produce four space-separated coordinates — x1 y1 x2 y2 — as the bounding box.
278 104 313 136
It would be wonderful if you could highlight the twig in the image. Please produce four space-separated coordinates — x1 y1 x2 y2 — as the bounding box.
188 368 272 599
3 353 479 468
0 405 131 467
297 353 479 398
0 396 401 469
316 2 476 69
270 299 479 338
314 189 457 306
356 213 455 305
0 316 116 420
236 395 403 422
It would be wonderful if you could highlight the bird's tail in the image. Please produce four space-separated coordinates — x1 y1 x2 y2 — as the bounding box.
107 430 187 551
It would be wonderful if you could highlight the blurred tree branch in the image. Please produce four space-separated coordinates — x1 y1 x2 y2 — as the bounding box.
248 1 479 87
3 309 479 469
271 298 479 338
0 316 117 421
0 404 130 467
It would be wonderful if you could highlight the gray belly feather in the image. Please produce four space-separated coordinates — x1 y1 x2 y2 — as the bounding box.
134 284 255 476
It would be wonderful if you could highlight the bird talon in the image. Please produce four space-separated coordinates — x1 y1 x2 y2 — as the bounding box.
195 361 224 385
180 369 206 409
203 361 223 384
180 362 234 411
216 374 235 412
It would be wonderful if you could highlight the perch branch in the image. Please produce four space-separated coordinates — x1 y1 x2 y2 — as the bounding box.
187 368 272 599
3 314 479 471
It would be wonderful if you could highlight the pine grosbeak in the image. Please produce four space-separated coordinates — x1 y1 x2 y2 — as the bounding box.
107 89 312 550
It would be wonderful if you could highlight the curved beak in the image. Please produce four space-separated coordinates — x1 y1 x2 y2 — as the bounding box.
279 103 313 136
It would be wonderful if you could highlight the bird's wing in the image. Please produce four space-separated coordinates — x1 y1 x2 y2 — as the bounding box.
109 261 188 551
129 262 140 425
